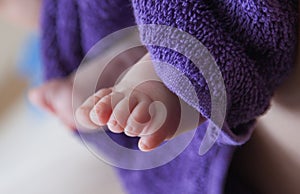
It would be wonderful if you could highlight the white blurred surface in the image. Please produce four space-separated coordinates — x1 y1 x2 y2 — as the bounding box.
0 19 124 194
0 99 124 194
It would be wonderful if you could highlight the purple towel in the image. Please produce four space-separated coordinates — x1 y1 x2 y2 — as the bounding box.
41 0 298 193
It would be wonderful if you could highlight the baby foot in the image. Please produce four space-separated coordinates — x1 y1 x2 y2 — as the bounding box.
29 47 147 130
76 54 204 151
29 78 76 129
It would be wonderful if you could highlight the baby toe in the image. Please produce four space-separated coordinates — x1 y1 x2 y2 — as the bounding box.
89 94 113 126
90 90 125 126
75 89 111 129
137 109 175 152
94 88 112 99
107 121 124 133
138 128 169 152
28 86 55 114
125 100 152 137
109 96 138 129
75 102 99 129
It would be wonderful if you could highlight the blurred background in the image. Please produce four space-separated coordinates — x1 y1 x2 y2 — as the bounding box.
0 13 124 194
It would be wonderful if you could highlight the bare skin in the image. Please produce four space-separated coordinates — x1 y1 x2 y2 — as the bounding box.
76 54 186 151
5 0 203 152
29 77 75 128
29 46 148 130
30 49 204 151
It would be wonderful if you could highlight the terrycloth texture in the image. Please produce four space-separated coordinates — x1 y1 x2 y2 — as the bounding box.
132 0 298 134
78 122 235 194
41 0 298 194
41 0 135 79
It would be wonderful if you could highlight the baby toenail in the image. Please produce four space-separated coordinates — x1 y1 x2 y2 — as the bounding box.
139 140 150 151
109 120 117 126
125 126 132 132
90 109 100 125
125 127 139 136
107 123 114 130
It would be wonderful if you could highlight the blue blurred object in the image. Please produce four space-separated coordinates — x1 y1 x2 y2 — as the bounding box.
17 33 44 115
18 33 42 87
